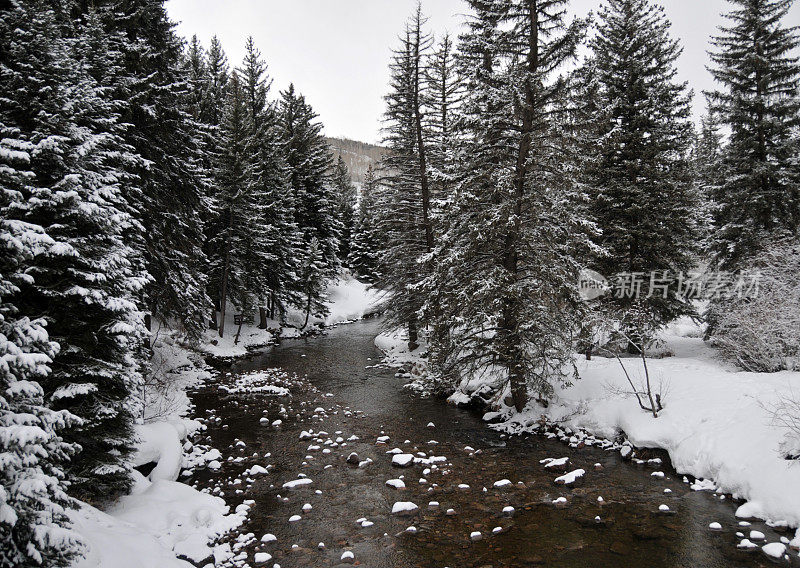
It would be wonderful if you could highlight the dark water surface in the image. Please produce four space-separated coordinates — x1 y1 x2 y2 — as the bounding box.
188 319 793 568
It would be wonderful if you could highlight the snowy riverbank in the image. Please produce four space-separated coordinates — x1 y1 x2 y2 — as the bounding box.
377 318 800 551
201 272 383 358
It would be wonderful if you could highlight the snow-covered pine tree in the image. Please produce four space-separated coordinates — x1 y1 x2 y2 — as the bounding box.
376 6 434 350
332 156 357 265
423 32 462 200
278 85 340 305
0 211 82 568
587 0 700 348
706 0 800 269
424 0 590 411
82 0 210 340
239 37 299 327
1 0 147 501
297 237 328 330
203 36 230 127
212 72 251 338
0 6 84 556
349 165 382 282
693 110 724 245
183 35 208 122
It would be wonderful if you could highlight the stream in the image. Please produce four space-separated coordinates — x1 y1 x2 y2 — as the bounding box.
186 318 792 568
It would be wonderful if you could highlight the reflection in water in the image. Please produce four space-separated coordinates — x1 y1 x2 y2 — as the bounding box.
188 319 789 568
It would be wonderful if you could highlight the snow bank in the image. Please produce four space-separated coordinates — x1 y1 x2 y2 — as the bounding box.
374 329 428 367
105 474 244 564
69 504 192 568
199 307 275 358
497 318 800 528
71 463 244 567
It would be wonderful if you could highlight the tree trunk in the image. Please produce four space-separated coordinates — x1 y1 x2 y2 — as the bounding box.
301 294 311 330
502 0 540 414
259 306 268 329
218 209 233 338
408 318 419 352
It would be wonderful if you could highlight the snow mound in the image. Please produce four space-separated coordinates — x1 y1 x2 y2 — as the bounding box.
103 476 244 564
131 421 185 482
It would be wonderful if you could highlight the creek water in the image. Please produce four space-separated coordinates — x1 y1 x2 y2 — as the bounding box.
187 318 793 568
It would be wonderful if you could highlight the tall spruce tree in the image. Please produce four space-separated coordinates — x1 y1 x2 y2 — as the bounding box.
707 0 800 269
203 36 230 127
424 0 590 411
1 0 147 501
0 7 84 562
332 156 357 265
239 37 299 327
424 32 462 199
0 211 82 568
83 0 210 340
212 72 251 337
588 0 700 347
349 165 382 282
278 85 340 310
377 6 434 350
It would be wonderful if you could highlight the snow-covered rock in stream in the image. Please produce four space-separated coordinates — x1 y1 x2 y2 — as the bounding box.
554 469 585 486
282 477 313 489
392 454 414 467
391 502 419 516
386 478 406 489
762 542 787 559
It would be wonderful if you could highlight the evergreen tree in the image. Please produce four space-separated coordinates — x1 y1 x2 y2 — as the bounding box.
1 0 147 501
706 0 800 269
424 32 462 199
693 110 724 245
212 72 251 337
587 0 700 346
278 85 340 303
239 37 299 327
0 213 82 568
84 0 210 340
0 6 83 558
349 165 382 281
182 35 208 122
297 237 328 330
424 0 590 410
332 155 357 265
376 6 434 350
203 35 230 127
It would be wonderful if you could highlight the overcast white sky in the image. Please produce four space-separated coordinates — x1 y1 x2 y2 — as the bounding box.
166 0 799 145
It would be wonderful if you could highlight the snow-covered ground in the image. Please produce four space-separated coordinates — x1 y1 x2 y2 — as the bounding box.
378 318 800 546
70 473 245 567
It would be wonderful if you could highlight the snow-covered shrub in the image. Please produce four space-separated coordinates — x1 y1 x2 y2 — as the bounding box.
773 393 800 460
710 239 800 372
